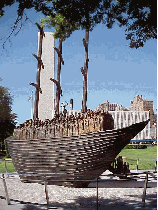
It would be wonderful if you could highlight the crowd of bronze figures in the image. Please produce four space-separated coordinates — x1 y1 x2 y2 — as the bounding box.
13 110 114 140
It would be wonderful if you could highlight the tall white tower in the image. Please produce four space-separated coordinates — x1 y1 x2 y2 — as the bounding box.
38 32 55 120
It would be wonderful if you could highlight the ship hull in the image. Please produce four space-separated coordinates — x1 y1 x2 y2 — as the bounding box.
6 119 149 187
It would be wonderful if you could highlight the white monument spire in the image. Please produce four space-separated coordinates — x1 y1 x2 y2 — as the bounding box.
38 32 55 120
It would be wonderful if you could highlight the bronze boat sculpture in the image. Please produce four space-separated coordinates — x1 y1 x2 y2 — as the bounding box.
6 116 149 188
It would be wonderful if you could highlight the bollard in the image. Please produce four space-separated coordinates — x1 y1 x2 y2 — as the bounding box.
2 174 10 205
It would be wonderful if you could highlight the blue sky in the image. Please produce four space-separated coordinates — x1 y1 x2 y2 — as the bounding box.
0 4 157 125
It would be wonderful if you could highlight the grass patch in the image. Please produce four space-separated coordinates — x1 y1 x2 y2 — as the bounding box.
0 159 16 173
117 146 157 170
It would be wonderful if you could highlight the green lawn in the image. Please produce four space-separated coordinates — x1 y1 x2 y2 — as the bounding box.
117 145 157 170
0 159 16 173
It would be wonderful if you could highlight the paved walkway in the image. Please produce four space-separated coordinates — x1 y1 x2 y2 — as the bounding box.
0 171 157 210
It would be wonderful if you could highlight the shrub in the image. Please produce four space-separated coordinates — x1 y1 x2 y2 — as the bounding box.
124 144 147 149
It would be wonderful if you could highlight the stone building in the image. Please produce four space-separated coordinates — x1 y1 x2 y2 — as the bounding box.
129 95 154 127
95 99 152 139
96 100 128 111
96 100 124 111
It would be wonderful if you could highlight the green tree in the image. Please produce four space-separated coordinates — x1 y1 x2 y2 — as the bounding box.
41 13 79 41
0 1 156 48
0 1 156 114
112 0 157 48
37 1 157 112
0 78 17 153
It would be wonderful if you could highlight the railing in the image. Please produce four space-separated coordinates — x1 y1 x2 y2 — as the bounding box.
131 157 157 171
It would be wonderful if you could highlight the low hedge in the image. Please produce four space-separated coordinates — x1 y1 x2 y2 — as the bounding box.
124 144 147 149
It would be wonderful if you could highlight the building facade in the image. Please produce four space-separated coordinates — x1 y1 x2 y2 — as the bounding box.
96 97 153 139
109 111 150 140
96 100 124 111
129 95 154 126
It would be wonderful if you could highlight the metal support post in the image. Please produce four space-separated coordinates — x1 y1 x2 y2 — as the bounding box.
142 173 148 207
4 159 9 176
136 158 139 171
96 178 98 210
2 174 10 205
154 158 157 171
44 176 49 209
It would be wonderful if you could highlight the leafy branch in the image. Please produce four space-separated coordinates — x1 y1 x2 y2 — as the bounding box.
40 13 79 41
0 11 30 56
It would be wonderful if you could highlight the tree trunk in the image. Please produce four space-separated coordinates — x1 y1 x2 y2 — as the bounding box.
55 39 62 115
82 30 89 113
33 28 43 119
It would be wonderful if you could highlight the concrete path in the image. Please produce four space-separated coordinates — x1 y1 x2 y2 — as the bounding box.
0 170 157 210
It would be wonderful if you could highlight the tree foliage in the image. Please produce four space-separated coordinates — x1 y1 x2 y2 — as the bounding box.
0 0 156 48
41 13 79 41
113 0 157 48
0 79 17 149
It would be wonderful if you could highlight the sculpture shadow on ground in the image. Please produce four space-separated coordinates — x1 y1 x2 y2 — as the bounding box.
47 193 157 210
0 193 157 210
